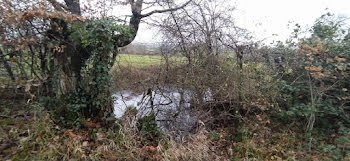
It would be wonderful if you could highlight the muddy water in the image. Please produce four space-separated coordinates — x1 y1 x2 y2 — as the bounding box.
113 88 200 136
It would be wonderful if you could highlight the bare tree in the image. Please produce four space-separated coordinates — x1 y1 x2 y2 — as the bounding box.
153 0 253 127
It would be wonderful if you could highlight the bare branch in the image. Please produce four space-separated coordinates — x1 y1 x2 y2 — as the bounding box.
140 0 192 18
116 0 192 47
0 48 16 81
46 0 68 12
64 0 81 15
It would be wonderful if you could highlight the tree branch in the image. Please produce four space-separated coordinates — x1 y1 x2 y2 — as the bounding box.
115 0 192 47
64 0 81 15
46 0 69 12
0 48 16 81
140 0 192 18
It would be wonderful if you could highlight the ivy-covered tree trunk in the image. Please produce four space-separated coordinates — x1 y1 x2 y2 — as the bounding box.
46 18 122 126
43 0 191 127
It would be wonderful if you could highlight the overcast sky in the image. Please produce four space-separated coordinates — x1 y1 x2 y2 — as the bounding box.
131 0 350 44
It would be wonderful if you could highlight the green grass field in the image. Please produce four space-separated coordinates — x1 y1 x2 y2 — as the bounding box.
116 54 163 67
115 54 186 67
115 54 273 71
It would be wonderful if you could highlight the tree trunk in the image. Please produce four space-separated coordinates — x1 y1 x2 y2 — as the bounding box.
43 0 192 126
64 0 81 15
0 49 16 81
236 48 244 106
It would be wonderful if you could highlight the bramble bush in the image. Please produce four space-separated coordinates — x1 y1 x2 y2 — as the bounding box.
277 13 350 132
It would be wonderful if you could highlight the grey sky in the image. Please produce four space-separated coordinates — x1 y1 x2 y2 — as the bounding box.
130 0 349 44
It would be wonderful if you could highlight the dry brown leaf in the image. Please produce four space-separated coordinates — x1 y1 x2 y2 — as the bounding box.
64 129 78 139
309 66 323 72
326 58 334 64
335 56 346 63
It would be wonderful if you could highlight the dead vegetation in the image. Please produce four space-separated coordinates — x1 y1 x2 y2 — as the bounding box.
1 0 350 160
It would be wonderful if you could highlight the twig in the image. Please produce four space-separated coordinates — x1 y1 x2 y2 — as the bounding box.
0 115 10 118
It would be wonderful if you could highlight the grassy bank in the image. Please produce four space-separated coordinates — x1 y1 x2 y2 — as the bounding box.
1 100 348 160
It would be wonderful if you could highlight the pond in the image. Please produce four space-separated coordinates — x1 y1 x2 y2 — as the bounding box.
113 87 210 137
